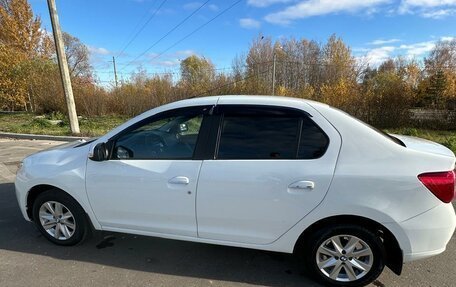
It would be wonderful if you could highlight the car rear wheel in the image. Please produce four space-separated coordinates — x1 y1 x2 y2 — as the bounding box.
304 225 385 287
32 190 89 246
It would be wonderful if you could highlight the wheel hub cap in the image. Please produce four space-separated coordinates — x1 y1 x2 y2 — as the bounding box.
39 201 76 240
316 234 374 282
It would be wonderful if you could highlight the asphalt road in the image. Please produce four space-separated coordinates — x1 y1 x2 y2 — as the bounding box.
0 138 455 287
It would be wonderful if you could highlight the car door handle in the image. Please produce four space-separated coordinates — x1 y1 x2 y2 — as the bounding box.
288 180 315 190
168 176 190 185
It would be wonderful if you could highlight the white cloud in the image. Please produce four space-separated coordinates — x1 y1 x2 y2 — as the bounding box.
264 0 390 25
208 4 219 11
183 2 218 12
401 0 456 9
421 8 456 17
183 2 202 10
441 36 455 41
88 46 111 55
398 41 436 57
239 18 261 29
154 60 180 67
174 50 198 58
357 38 450 66
146 50 199 68
247 0 293 8
399 0 456 18
358 46 396 66
368 38 401 45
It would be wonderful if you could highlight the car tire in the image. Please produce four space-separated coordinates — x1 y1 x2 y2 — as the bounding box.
32 189 89 246
303 224 385 287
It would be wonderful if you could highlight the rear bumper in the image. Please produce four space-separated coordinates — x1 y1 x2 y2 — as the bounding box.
396 203 456 262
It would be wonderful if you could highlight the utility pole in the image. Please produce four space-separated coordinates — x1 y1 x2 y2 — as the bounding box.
272 45 283 96
272 52 276 96
112 56 119 88
47 0 80 134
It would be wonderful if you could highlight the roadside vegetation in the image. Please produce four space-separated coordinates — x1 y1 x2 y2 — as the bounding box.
0 112 127 137
385 128 456 154
1 0 455 152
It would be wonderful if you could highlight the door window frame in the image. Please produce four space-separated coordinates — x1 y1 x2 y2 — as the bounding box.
105 105 216 160
210 104 330 160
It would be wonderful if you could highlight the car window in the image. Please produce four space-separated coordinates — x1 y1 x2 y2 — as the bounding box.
113 113 203 160
298 117 329 159
217 115 300 159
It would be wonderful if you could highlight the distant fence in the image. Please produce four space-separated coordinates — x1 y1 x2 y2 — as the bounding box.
410 109 455 129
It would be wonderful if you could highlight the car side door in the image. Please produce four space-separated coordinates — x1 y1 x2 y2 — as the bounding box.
196 104 341 244
86 105 213 237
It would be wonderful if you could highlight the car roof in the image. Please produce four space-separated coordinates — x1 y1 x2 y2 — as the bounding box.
100 95 330 141
171 95 329 109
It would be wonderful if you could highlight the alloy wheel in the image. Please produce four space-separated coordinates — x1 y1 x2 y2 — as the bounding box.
316 234 373 282
38 201 76 240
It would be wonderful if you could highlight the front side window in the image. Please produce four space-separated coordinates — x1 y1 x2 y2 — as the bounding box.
113 110 204 160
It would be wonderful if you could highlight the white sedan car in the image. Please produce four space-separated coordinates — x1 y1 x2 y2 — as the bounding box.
15 96 455 286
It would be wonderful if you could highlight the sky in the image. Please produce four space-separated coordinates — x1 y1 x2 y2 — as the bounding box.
29 0 456 87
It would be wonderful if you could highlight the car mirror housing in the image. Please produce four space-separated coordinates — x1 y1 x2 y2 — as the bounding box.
90 142 108 161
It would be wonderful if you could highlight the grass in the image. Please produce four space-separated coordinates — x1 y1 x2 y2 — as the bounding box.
0 112 128 137
1 113 455 154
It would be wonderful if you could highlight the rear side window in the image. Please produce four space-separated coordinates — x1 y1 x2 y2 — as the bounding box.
298 117 329 159
216 106 329 160
218 115 299 159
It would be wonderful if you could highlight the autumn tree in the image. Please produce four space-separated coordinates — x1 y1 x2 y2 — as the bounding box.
361 60 412 127
0 0 56 110
180 55 215 96
322 34 357 85
62 32 92 78
423 39 456 109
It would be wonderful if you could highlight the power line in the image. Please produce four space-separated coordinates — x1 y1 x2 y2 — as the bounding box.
116 0 157 57
117 0 168 58
121 0 242 71
120 0 211 70
95 65 238 76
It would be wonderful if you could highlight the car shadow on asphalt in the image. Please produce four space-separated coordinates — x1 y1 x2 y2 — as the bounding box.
0 182 322 287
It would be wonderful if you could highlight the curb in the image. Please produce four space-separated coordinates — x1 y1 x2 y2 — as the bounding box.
0 132 88 142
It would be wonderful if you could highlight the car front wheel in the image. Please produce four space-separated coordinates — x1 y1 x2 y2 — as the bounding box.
32 190 89 246
304 225 385 287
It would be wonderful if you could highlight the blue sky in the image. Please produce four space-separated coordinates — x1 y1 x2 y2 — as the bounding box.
29 0 456 86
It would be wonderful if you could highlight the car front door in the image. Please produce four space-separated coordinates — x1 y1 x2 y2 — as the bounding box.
196 104 341 244
86 106 212 237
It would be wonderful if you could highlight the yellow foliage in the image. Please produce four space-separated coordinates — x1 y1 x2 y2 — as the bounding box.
320 79 357 109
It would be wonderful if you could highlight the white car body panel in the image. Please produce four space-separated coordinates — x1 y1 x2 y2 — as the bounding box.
14 95 455 265
196 97 342 244
86 160 202 236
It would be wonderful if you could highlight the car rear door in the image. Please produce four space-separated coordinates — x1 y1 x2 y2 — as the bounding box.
196 103 341 244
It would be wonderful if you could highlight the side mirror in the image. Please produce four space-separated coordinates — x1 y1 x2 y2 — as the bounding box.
179 123 188 132
90 142 108 161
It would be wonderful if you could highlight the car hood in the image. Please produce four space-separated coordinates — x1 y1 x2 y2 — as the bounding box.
22 138 96 167
392 134 455 158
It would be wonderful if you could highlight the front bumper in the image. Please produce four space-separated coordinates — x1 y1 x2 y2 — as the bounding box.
15 166 32 221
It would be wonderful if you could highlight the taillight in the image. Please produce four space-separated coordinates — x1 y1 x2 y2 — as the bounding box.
418 170 456 203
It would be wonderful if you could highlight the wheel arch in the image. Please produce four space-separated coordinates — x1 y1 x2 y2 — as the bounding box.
293 215 403 275
26 184 89 224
